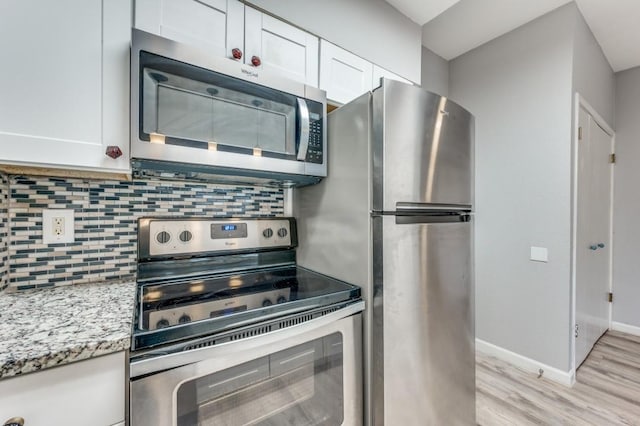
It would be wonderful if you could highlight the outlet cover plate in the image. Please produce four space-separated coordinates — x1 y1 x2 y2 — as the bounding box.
530 246 548 262
43 209 75 244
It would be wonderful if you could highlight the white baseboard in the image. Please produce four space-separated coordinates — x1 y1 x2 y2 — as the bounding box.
611 321 640 337
476 339 575 387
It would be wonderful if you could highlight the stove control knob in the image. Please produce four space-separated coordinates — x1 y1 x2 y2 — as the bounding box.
156 318 170 329
178 314 191 324
262 299 273 307
179 230 193 243
277 228 288 238
263 228 274 238
156 231 171 244
277 296 287 304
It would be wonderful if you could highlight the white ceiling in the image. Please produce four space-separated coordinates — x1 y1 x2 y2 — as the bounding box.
420 0 571 60
384 0 461 25
574 0 640 72
385 0 640 72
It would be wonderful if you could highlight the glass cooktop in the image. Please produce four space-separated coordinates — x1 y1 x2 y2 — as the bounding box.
132 266 361 351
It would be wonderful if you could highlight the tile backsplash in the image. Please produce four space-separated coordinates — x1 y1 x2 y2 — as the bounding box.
0 174 8 291
3 175 284 291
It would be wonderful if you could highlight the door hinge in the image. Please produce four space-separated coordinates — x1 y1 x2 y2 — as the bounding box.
578 126 583 140
610 153 616 164
575 323 579 338
608 292 613 303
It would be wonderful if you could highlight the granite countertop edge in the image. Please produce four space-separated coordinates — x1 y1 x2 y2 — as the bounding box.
0 280 136 380
0 336 131 379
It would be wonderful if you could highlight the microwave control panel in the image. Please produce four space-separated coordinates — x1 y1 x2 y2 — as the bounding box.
305 100 325 164
306 118 323 164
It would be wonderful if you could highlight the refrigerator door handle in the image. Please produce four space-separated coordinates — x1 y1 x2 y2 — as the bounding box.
395 214 471 225
396 202 472 213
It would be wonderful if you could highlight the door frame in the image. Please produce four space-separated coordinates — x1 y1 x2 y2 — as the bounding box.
570 93 615 379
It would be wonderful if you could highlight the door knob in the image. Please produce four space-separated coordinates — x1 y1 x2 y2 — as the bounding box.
251 55 261 67
597 243 605 248
589 245 598 250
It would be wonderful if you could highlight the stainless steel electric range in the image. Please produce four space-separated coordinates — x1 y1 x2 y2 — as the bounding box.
129 217 364 426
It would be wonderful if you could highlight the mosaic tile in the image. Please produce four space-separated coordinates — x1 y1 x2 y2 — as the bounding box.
0 174 8 291
3 176 284 291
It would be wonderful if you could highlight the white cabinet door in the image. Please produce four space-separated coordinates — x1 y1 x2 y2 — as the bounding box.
135 0 244 60
0 0 130 174
244 8 319 86
372 64 412 89
319 40 373 105
0 352 126 426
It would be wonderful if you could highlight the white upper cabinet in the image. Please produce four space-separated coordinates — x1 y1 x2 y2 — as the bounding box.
244 8 319 86
135 0 244 61
319 41 374 106
372 64 412 89
0 0 131 173
135 2 319 87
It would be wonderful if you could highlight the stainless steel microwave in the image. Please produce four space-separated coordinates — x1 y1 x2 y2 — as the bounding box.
130 29 327 187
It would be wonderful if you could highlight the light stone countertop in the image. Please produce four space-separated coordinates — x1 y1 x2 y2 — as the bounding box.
0 281 136 379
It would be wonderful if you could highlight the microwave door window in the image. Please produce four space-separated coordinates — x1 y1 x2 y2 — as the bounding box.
212 99 259 150
142 71 158 135
257 109 292 154
211 96 295 155
141 58 299 157
157 86 214 142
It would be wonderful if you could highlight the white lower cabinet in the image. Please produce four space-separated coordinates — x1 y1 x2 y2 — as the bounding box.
0 352 126 426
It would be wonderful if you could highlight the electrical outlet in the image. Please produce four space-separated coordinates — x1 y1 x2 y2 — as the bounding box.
43 209 75 244
53 217 65 236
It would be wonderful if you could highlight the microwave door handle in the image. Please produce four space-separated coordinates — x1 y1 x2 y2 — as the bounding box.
296 98 310 161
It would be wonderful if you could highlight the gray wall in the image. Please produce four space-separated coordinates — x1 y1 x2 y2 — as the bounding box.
421 46 449 96
245 0 422 84
572 9 615 126
449 4 577 371
612 66 640 327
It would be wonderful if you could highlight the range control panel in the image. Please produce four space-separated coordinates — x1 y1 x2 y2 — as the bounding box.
140 217 296 258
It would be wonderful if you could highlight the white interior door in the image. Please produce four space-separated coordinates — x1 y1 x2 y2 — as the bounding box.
575 106 613 367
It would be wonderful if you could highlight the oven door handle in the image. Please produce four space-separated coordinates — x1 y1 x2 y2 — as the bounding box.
130 300 364 378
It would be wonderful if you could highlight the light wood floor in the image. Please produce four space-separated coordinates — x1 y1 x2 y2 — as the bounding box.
477 331 640 425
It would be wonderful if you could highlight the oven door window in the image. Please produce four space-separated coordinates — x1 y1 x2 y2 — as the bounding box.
176 333 344 425
139 51 302 159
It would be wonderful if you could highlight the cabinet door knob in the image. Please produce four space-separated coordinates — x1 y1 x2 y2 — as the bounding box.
597 243 605 248
105 145 123 159
231 48 243 60
251 55 261 67
589 245 598 250
3 417 24 426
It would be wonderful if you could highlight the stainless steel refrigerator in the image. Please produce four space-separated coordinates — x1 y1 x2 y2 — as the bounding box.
295 79 475 425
